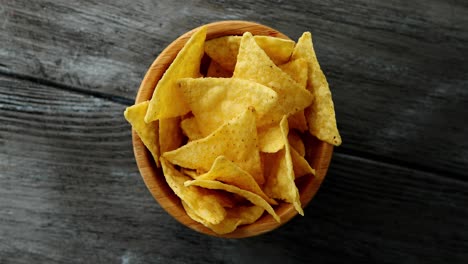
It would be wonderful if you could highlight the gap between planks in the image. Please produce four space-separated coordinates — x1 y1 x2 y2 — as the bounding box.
0 70 134 106
334 150 468 186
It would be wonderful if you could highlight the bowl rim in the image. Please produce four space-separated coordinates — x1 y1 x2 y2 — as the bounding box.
132 20 334 238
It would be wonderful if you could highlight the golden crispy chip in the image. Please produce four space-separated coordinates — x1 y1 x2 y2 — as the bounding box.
181 168 200 179
291 32 342 146
145 26 207 122
233 32 313 126
183 202 264 235
124 101 160 167
163 108 264 184
257 124 283 153
198 156 277 205
264 116 303 215
288 130 305 157
253 35 295 66
206 60 232 78
205 35 294 72
279 58 308 89
280 58 309 132
180 116 204 141
160 157 226 224
185 179 280 222
204 36 239 72
291 147 315 178
159 117 184 154
178 77 278 136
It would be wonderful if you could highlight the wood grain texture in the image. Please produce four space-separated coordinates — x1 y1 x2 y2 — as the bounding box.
1 76 467 263
1 0 468 262
1 0 467 179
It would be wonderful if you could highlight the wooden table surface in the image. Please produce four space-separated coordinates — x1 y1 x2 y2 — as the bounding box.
1 1 467 263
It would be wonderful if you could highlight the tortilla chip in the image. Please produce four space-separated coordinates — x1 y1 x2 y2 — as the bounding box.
233 32 313 126
279 58 308 89
291 32 341 146
291 147 315 178
181 168 200 179
279 58 309 132
258 124 283 153
159 117 184 154
185 179 280 222
160 157 226 224
197 156 277 205
263 116 303 215
145 26 207 122
183 202 264 235
178 77 278 136
254 35 295 66
180 116 204 141
124 101 160 167
163 108 264 184
205 35 294 72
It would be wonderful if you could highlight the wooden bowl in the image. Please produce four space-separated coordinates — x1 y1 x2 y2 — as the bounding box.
132 20 333 238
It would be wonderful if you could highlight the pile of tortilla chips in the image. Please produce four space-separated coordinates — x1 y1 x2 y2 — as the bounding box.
124 25 341 235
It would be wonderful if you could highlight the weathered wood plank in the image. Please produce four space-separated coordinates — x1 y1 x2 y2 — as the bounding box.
1 75 467 263
1 0 467 177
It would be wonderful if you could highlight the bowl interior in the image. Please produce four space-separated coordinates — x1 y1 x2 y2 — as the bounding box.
132 20 333 238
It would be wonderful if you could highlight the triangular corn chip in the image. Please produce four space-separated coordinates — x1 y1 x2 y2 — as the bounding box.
124 101 160 167
279 58 309 132
233 32 313 126
145 26 207 122
163 108 264 184
178 77 278 136
197 156 277 205
258 123 283 153
182 202 264 235
279 58 308 89
181 168 200 179
185 179 280 222
159 117 184 154
291 32 342 146
291 147 315 178
180 116 204 141
160 157 226 224
253 35 295 66
205 35 294 72
264 116 303 215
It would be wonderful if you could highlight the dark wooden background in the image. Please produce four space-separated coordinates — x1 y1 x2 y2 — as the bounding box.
1 0 467 263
